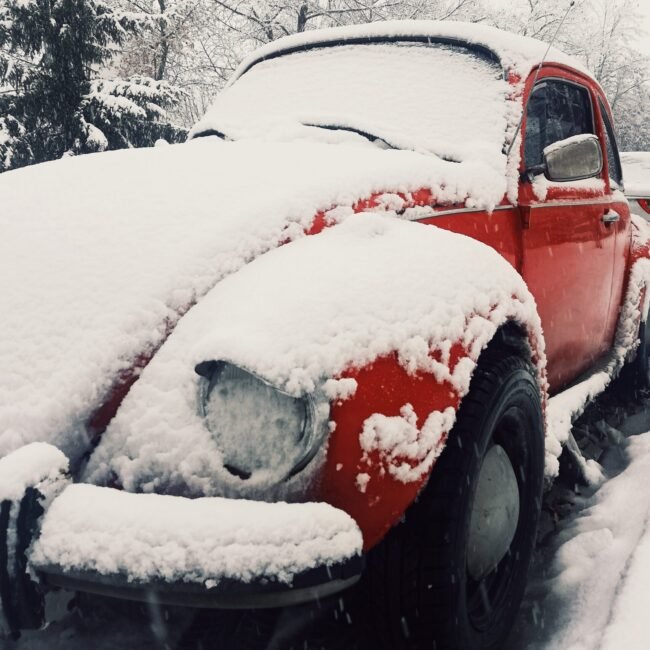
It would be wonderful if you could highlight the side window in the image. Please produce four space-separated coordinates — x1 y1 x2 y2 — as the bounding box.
524 79 594 169
598 98 623 189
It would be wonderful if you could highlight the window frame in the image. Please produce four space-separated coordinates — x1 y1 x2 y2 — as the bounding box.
523 76 597 174
597 97 624 191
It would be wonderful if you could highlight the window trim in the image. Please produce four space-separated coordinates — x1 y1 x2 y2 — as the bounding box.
597 96 624 191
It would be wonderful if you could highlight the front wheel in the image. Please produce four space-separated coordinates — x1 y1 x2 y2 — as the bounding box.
365 350 544 650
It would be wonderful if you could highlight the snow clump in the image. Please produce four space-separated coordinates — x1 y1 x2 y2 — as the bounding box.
359 403 455 488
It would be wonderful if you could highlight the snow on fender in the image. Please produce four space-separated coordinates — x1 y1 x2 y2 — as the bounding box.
83 213 547 547
0 443 69 638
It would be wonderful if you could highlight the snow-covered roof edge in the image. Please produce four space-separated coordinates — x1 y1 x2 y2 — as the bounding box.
224 20 591 90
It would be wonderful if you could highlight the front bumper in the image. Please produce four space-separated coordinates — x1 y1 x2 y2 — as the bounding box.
29 484 364 609
41 560 362 609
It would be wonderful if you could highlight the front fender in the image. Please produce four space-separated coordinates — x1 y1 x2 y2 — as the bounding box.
318 353 460 550
318 326 543 550
84 213 546 536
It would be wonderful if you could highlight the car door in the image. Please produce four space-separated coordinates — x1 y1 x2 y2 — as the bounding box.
519 69 616 391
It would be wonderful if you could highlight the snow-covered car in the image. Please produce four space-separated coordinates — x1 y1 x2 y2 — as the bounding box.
622 151 650 220
2 20 650 650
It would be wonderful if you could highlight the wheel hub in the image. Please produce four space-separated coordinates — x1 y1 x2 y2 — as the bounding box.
466 444 520 581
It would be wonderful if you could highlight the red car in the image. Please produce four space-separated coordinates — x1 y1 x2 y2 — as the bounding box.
1 20 649 650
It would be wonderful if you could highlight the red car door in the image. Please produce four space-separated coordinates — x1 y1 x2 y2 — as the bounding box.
519 68 616 391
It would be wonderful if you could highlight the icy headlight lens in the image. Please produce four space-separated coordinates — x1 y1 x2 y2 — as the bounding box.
196 361 317 481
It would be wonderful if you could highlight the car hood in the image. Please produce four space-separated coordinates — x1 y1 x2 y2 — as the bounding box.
82 212 545 499
0 136 506 462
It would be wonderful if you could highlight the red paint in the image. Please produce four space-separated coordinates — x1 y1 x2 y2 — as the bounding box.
316 353 461 550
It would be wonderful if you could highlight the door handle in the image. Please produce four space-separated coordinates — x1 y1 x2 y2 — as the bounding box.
602 210 620 224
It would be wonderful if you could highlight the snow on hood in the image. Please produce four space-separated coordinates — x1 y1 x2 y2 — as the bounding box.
84 213 545 498
0 137 507 462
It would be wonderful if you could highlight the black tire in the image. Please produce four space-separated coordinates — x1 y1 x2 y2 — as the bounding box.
364 348 544 650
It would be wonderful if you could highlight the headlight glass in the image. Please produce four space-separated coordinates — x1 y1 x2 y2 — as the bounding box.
196 361 325 481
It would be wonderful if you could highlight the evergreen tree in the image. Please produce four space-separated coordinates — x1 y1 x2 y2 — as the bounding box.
0 0 186 172
80 76 186 150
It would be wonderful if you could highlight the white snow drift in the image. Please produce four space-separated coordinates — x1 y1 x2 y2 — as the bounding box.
540 432 650 650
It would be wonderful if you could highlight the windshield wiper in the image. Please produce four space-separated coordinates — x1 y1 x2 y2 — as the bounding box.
192 128 231 141
302 122 396 150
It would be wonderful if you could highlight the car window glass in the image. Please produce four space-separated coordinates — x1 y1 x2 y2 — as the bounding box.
598 98 623 189
524 79 594 169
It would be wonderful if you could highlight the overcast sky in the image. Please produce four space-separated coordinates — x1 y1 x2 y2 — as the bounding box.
632 0 650 55
487 0 650 56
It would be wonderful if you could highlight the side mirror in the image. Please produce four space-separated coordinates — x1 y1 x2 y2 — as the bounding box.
542 134 603 182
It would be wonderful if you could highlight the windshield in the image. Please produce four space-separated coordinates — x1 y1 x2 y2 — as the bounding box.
191 42 509 166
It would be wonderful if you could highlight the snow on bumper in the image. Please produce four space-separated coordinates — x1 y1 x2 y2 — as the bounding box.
30 484 363 607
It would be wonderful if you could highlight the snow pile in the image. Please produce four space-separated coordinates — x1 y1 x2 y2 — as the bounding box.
359 403 455 486
30 484 362 585
541 432 650 650
0 443 68 502
621 151 650 198
84 213 545 497
0 136 508 463
191 41 509 172
544 215 650 479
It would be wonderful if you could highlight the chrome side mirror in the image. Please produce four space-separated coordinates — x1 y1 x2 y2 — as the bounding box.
542 134 603 182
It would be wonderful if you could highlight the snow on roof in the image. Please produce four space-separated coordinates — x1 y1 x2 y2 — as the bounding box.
0 137 507 465
227 20 590 86
31 483 362 585
622 151 650 198
84 212 545 498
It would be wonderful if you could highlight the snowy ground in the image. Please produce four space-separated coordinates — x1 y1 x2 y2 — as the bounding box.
7 384 650 650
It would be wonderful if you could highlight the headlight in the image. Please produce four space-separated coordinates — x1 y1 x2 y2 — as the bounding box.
195 361 328 482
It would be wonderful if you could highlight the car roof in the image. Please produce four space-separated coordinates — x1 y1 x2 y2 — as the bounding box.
229 20 591 85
